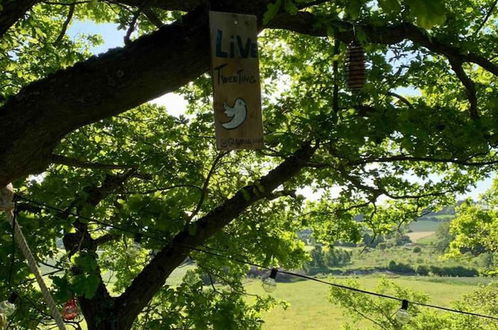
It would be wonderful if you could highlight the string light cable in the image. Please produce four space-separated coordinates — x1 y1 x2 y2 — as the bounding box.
179 244 498 322
13 193 498 323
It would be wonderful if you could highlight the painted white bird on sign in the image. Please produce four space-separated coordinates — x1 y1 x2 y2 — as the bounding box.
221 98 248 129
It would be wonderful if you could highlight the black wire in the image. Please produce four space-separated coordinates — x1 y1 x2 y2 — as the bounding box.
183 244 498 321
277 271 498 321
14 193 498 322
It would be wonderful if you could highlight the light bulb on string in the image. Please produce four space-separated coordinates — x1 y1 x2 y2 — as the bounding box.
0 293 17 328
62 298 79 321
262 268 278 293
396 300 410 324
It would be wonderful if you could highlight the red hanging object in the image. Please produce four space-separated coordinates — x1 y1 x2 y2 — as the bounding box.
346 40 366 91
62 298 79 321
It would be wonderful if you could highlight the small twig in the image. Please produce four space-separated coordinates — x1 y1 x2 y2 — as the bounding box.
386 91 413 109
309 153 498 167
37 260 64 271
297 0 330 8
188 151 229 222
43 1 91 5
332 38 340 115
51 154 137 170
361 204 378 254
207 272 220 294
473 0 498 35
94 233 120 246
348 303 386 328
124 184 202 195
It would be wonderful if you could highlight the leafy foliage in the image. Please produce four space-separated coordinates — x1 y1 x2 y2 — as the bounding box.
447 179 498 274
1 0 498 328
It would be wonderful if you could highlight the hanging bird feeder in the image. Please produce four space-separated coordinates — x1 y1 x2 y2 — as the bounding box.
345 40 366 91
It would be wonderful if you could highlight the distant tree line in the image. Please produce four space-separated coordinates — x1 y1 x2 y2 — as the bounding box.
388 261 479 277
305 246 352 275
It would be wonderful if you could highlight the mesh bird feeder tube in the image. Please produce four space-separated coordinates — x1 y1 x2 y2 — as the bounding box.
345 40 367 91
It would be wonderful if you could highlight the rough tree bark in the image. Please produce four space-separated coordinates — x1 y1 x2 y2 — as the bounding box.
0 0 38 37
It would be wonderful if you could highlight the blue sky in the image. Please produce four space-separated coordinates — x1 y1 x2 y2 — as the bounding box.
69 21 124 54
67 21 494 200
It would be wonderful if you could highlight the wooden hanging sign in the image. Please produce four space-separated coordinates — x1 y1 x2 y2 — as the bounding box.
209 11 264 150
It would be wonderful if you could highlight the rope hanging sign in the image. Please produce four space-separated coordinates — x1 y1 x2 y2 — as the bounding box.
209 11 264 150
0 184 66 330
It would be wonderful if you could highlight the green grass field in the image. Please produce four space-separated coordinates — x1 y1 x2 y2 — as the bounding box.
408 219 443 232
416 233 438 245
344 245 480 271
245 276 492 329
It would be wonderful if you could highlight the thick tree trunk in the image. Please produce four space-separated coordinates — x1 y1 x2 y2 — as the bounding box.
79 291 117 330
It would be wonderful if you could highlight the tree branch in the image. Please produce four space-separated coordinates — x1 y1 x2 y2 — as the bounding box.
110 0 332 12
43 1 91 5
350 155 498 167
142 8 163 28
0 0 38 38
50 154 137 170
113 141 317 329
3 4 498 187
106 0 202 11
332 38 340 115
124 184 203 195
386 91 413 109
54 3 75 44
297 0 332 8
308 154 498 167
449 58 479 120
266 189 297 200
61 169 137 326
124 9 140 45
267 12 498 76
93 233 121 246
473 0 498 36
